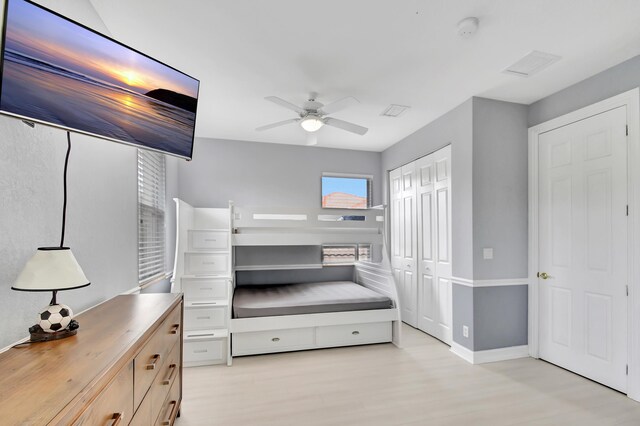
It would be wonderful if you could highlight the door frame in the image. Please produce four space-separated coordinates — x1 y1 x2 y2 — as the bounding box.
528 88 640 401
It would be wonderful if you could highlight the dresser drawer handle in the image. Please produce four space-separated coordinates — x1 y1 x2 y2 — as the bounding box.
146 354 160 370
107 412 123 426
161 401 178 425
170 324 180 334
352 331 360 335
271 337 280 342
162 363 177 385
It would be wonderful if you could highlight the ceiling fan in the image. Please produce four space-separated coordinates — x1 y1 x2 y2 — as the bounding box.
256 92 368 146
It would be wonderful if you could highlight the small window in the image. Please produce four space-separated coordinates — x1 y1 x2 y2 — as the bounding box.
322 244 372 265
137 150 166 285
321 173 372 209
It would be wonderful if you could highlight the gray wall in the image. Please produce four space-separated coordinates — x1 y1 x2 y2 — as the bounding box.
381 99 474 279
179 137 382 209
452 284 474 349
473 285 528 351
529 55 640 127
472 98 528 280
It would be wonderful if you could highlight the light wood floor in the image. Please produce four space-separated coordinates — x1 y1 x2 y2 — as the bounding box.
176 325 640 425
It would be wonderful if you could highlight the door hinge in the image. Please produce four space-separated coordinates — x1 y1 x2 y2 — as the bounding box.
626 364 629 375
627 285 629 296
626 125 629 136
627 205 629 216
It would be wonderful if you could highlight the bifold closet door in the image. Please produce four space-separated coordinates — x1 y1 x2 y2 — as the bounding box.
415 146 452 344
390 164 418 327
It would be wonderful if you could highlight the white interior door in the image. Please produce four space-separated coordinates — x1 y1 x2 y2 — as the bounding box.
390 163 418 327
538 106 628 392
416 146 452 344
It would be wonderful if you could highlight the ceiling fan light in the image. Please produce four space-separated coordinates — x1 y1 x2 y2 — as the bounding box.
300 116 324 132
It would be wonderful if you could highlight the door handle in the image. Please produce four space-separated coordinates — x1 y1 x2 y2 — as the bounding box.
537 272 550 280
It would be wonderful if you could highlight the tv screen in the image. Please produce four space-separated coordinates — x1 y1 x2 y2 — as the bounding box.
321 175 371 209
0 0 199 159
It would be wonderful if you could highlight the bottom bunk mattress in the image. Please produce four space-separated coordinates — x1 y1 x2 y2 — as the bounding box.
233 281 393 319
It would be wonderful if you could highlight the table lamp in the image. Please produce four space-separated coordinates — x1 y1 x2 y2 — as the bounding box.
11 131 90 342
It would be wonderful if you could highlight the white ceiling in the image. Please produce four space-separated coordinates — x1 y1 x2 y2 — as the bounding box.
89 0 640 152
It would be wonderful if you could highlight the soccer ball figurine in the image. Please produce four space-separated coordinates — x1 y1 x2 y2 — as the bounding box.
38 304 73 333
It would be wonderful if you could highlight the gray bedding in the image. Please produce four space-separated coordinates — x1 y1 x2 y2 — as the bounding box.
233 281 393 318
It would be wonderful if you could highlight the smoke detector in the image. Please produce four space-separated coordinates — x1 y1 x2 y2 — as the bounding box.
457 17 479 38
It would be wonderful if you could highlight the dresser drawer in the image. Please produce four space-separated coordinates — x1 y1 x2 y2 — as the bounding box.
134 304 182 409
155 375 181 426
316 322 391 348
184 305 227 330
188 230 228 251
184 331 227 365
149 339 181 422
181 277 228 301
232 327 315 356
73 361 134 426
184 253 229 275
129 390 152 426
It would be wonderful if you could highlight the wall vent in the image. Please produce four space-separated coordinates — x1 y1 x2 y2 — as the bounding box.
381 104 410 117
503 50 561 77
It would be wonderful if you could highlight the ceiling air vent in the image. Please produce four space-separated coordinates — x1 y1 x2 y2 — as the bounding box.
381 104 410 117
503 50 561 77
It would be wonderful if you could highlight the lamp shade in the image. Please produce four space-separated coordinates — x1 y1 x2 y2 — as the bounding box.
12 247 90 292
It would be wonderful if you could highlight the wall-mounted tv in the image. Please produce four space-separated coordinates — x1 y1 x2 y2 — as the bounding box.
0 0 199 159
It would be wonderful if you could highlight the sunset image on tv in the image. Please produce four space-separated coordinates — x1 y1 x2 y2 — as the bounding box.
0 0 199 158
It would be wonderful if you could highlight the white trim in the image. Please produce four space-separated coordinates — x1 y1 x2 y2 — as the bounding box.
451 342 530 364
450 342 529 364
451 277 528 288
528 87 640 402
321 171 374 179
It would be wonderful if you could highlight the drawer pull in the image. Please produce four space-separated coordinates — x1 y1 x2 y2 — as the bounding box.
108 412 123 426
162 363 177 385
161 401 178 425
170 324 180 334
196 316 211 320
146 354 160 370
192 302 218 306
204 239 217 242
203 261 216 265
194 349 208 353
352 331 360 335
187 333 215 338
271 337 280 342
200 287 213 291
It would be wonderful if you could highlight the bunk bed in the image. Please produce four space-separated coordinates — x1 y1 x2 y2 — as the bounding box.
229 204 401 358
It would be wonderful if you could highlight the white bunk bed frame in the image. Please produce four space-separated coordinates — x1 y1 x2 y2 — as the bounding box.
229 204 401 360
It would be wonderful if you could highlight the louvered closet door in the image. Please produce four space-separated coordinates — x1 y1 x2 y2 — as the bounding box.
416 146 452 344
538 106 627 392
390 163 418 327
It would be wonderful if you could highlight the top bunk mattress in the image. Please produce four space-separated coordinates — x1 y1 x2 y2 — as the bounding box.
233 281 393 319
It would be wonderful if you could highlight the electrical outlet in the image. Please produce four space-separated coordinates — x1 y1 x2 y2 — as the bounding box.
463 325 469 338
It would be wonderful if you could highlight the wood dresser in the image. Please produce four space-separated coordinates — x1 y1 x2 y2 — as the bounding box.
0 293 183 426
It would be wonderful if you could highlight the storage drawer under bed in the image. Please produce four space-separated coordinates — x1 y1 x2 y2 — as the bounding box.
232 327 315 356
316 322 392 348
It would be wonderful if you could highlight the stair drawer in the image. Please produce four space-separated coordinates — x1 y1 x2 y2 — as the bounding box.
183 331 227 366
316 322 391 348
184 253 229 275
188 230 228 251
184 305 227 330
232 327 315 356
181 277 228 301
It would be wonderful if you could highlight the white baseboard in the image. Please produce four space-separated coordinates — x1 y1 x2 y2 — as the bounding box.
450 342 529 364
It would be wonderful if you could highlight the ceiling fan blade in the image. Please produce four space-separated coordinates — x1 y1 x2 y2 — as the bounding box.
318 96 359 115
306 132 318 146
265 96 306 115
255 118 299 132
323 117 368 135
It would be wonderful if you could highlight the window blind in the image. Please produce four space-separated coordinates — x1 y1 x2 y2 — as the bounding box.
137 150 166 284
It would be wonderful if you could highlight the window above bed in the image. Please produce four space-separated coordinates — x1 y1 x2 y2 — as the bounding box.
321 173 372 209
322 244 372 265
